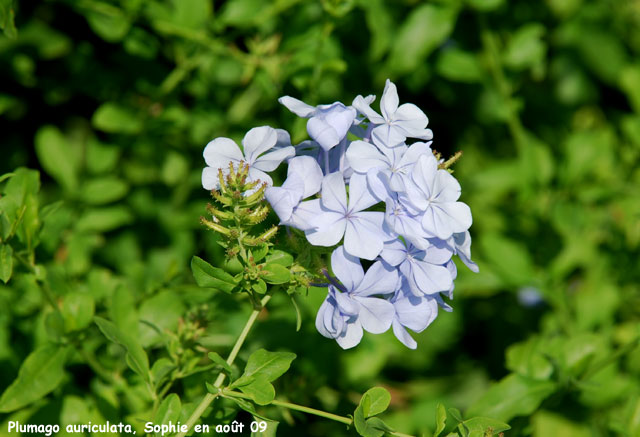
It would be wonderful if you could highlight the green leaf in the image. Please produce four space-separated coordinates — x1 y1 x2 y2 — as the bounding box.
621 64 640 114
237 375 276 405
235 349 297 385
503 23 546 71
92 102 143 134
76 206 133 232
249 244 269 263
366 417 395 433
227 396 273 422
252 278 267 295
86 139 121 174
448 407 464 423
35 126 79 192
80 177 129 205
0 244 13 283
150 358 175 387
353 405 384 437
0 0 17 39
191 256 239 293
208 352 232 374
361 387 391 418
85 9 131 42
61 292 95 332
435 403 447 437
462 417 511 437
94 316 150 381
154 394 181 435
465 374 556 422
531 410 591 437
436 49 483 83
465 0 504 11
505 337 553 380
389 4 458 74
262 263 290 284
110 286 138 335
479 233 535 286
0 344 69 412
138 290 185 347
265 250 293 267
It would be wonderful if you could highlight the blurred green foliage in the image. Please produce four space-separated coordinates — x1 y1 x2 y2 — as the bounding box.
1 0 640 435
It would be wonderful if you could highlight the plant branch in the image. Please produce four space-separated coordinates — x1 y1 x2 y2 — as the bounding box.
176 294 271 437
223 390 415 437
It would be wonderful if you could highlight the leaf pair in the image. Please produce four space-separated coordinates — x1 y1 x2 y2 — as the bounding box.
353 387 394 437
229 349 296 405
435 403 511 437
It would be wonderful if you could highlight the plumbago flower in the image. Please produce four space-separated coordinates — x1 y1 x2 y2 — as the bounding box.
202 126 294 190
201 79 477 349
316 247 397 349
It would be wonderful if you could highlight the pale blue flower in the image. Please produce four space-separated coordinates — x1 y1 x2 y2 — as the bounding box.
390 283 439 349
202 126 295 190
364 171 430 249
403 154 473 240
352 79 433 147
381 238 453 296
303 172 389 260
279 97 357 152
264 156 323 230
347 139 433 192
315 246 398 349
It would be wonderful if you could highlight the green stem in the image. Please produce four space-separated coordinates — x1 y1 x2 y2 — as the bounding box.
479 20 526 153
223 390 415 437
176 294 271 437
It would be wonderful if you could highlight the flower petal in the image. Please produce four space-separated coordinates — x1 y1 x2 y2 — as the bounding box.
307 117 341 151
320 172 347 212
203 137 243 168
394 292 438 332
372 124 406 148
331 246 364 292
202 167 220 190
352 95 385 124
242 126 278 163
336 320 363 349
380 238 408 266
286 198 322 231
279 96 316 117
305 211 346 246
346 140 389 174
354 296 394 334
265 186 301 222
392 319 417 349
380 79 399 120
354 260 399 296
347 173 378 212
247 168 273 187
344 212 386 260
288 156 323 198
253 146 295 172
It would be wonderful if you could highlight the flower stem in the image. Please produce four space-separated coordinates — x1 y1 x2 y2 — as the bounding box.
223 390 415 437
176 294 271 437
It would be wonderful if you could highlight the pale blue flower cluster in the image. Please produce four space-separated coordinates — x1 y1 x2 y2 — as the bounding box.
201 80 478 349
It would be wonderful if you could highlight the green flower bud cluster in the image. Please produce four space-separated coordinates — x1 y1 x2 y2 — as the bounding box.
200 162 278 261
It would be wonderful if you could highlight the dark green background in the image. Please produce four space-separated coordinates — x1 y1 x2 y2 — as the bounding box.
1 0 639 435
